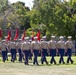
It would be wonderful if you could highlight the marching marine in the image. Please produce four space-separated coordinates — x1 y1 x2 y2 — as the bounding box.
0 40 7 62
9 38 17 62
48 36 57 64
40 36 48 65
31 37 41 65
21 37 31 65
57 36 65 64
65 36 74 64
16 39 23 62
4 36 9 61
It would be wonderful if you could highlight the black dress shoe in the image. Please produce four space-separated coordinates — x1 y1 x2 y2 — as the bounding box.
46 61 48 65
54 60 56 64
24 62 27 65
63 62 65 64
3 60 5 63
11 59 14 63
54 62 57 65
37 63 39 66
33 62 35 65
71 61 74 64
50 61 53 64
67 61 69 64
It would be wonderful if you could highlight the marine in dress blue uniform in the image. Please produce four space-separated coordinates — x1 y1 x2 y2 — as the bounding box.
31 37 41 65
40 36 48 65
21 37 31 65
28 39 32 60
0 40 7 62
17 39 23 62
57 36 65 64
65 36 74 64
9 39 17 62
48 36 57 64
4 36 9 61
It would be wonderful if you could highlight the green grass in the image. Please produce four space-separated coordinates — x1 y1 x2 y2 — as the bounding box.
0 56 76 75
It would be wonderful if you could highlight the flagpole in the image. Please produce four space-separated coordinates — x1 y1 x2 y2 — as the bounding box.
0 28 2 41
14 26 19 40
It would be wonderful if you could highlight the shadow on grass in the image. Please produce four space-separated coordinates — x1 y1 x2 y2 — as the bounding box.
28 63 61 66
73 63 76 65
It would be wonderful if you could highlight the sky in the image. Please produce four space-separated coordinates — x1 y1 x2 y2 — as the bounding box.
8 0 34 9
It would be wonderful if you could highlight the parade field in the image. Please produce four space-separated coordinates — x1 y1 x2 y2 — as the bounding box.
0 56 76 75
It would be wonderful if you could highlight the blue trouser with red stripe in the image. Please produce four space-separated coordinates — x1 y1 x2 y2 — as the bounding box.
50 49 56 64
67 48 73 63
58 49 65 64
18 49 22 62
5 48 8 60
2 51 6 62
10 49 17 62
33 49 39 65
23 50 29 64
41 49 48 64
29 50 32 60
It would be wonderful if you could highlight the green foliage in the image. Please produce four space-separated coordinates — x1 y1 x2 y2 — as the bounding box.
8 1 31 30
1 0 76 39
31 0 76 39
26 28 37 37
0 1 31 30
0 0 9 13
